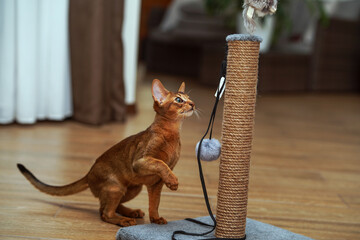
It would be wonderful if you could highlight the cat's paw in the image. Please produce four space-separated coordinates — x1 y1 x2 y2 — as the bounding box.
165 174 178 191
150 216 168 225
128 209 145 218
118 217 137 227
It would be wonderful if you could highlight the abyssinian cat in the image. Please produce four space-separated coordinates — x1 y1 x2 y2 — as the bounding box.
17 79 195 227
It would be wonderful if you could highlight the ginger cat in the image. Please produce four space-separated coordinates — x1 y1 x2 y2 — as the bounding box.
17 79 195 227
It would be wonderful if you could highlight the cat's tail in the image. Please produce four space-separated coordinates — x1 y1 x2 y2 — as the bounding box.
17 164 89 196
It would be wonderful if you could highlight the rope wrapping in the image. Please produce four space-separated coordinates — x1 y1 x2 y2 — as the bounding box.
215 37 261 239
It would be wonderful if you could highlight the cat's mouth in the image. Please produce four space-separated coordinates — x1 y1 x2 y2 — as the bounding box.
182 109 194 117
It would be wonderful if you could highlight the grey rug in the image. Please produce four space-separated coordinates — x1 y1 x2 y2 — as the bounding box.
116 216 312 240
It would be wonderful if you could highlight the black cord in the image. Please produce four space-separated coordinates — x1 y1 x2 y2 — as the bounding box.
209 46 227 140
171 79 225 240
171 47 228 240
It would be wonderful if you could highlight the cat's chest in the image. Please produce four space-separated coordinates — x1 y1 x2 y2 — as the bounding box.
144 132 181 168
156 138 180 164
167 142 181 169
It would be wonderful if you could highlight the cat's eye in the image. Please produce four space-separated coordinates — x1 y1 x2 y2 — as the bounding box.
175 97 183 103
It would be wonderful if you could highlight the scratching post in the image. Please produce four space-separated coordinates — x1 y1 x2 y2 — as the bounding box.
116 34 313 240
215 34 262 239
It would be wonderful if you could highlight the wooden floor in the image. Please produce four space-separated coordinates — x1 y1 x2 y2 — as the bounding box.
1 74 359 240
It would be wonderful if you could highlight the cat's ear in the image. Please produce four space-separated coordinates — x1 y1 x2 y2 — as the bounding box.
178 82 185 93
152 79 169 105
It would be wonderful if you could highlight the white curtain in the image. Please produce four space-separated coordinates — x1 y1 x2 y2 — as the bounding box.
0 0 72 124
122 0 141 106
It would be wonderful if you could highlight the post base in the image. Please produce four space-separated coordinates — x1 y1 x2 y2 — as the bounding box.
116 216 312 240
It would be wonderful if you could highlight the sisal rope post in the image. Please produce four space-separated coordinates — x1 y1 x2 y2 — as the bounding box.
215 34 262 239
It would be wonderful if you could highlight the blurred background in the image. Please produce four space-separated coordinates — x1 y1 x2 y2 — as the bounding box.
0 0 359 125
0 1 360 240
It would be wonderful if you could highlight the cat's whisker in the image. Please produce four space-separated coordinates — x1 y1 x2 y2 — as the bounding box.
193 110 199 119
194 108 204 116
187 89 193 95
193 109 201 120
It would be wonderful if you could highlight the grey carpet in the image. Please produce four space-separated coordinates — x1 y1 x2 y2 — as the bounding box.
116 216 312 240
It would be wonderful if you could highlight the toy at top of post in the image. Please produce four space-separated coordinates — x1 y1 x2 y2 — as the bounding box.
243 0 278 34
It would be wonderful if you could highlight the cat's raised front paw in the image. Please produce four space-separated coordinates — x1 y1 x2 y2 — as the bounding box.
165 174 178 191
150 216 168 225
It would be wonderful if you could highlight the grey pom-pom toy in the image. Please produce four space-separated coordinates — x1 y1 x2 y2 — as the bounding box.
196 138 221 161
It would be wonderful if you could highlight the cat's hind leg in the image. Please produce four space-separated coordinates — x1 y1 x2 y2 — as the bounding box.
99 185 137 226
117 185 145 218
117 204 145 218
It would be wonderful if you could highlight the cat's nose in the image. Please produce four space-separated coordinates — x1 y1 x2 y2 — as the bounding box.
189 102 195 110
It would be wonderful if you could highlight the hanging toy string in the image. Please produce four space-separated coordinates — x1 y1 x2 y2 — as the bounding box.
209 58 227 140
171 45 229 240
